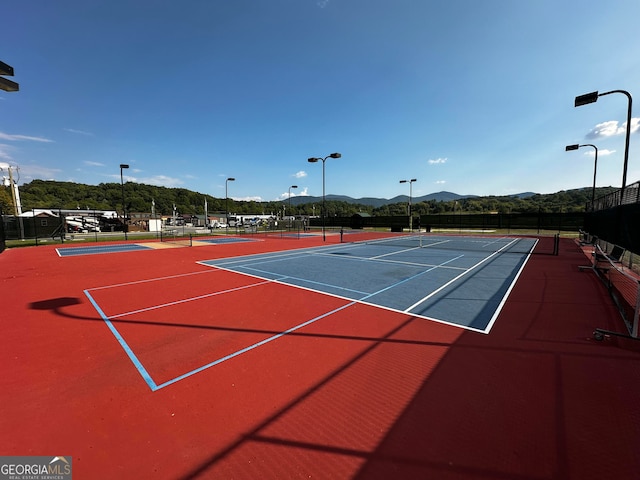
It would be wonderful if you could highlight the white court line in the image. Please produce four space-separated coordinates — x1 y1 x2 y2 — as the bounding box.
310 250 467 270
203 252 484 334
109 278 275 319
87 268 221 291
405 238 521 313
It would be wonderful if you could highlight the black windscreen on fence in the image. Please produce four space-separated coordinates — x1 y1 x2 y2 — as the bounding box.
420 212 584 232
309 212 584 233
584 203 640 255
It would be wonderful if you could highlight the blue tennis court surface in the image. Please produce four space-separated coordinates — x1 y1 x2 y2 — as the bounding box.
57 243 153 256
199 236 536 333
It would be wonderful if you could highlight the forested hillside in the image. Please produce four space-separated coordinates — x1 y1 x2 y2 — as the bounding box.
1 179 617 217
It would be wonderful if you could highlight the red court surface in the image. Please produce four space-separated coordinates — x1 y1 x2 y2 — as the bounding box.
2 235 640 479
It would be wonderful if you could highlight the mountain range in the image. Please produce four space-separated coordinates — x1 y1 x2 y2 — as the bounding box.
287 191 537 207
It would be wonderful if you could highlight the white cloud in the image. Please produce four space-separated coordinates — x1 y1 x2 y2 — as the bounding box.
277 186 310 200
584 149 616 157
435 180 446 184
587 118 639 139
84 160 105 167
428 157 447 165
64 128 94 136
294 171 307 179
233 195 263 202
0 132 53 143
139 175 184 187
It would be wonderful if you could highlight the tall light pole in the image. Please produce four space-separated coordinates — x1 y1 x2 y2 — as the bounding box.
288 185 298 226
119 164 129 240
575 89 633 205
225 177 235 227
308 152 341 241
399 178 417 231
566 144 599 207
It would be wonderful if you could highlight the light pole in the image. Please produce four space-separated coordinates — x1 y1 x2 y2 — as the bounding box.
308 152 341 241
288 185 298 227
575 89 633 204
119 164 129 240
566 144 599 207
399 178 417 231
226 177 235 227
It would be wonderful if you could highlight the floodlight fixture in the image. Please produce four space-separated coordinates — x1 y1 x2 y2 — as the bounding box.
574 88 633 203
0 60 18 92
0 77 19 92
574 91 599 107
399 178 417 230
307 152 342 241
565 143 599 206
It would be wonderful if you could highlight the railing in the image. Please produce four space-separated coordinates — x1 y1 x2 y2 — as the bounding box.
589 180 640 212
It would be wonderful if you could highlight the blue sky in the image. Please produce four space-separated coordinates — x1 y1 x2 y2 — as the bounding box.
2 0 640 202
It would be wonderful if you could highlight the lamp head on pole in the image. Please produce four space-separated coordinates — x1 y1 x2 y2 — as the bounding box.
307 157 320 163
565 144 580 151
575 91 599 107
329 152 341 159
120 164 129 169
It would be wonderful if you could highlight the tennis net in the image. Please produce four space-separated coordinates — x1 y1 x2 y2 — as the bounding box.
592 244 640 338
159 230 193 246
345 231 558 255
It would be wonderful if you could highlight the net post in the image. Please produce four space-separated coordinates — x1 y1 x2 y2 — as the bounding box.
189 233 193 247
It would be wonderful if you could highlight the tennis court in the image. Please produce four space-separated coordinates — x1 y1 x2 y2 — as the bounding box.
2 232 640 480
199 234 538 331
81 234 535 393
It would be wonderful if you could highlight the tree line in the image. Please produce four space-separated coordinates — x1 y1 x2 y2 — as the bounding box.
1 179 618 218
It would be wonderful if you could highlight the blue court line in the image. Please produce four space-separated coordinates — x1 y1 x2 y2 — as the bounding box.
84 289 158 391
84 279 358 391
153 302 355 390
57 244 152 257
